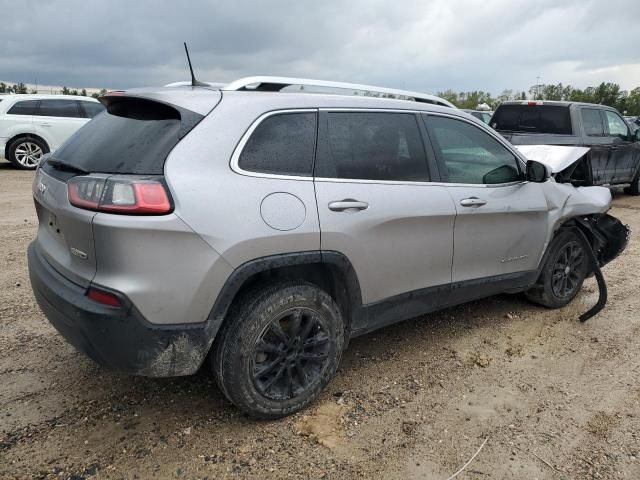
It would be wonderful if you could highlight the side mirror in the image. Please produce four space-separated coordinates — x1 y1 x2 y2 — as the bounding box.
526 160 550 183
633 128 640 142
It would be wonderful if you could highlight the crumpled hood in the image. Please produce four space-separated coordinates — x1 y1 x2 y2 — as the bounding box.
515 145 590 173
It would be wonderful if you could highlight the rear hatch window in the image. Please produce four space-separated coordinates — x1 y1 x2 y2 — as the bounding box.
47 96 203 174
491 104 572 135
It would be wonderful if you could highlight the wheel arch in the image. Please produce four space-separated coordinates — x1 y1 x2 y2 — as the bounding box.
540 213 628 274
6 132 50 158
207 251 363 347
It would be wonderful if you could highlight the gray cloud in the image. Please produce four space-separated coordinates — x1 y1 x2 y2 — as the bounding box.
1 0 639 93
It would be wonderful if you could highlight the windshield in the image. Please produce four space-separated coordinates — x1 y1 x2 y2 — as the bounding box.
49 96 203 174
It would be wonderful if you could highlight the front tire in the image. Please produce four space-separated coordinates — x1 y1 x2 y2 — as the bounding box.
525 230 589 308
7 137 48 170
212 283 344 419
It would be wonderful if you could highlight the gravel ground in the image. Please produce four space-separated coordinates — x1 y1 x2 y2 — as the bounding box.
1 161 639 479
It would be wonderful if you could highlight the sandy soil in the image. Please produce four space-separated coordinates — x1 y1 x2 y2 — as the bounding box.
1 161 639 479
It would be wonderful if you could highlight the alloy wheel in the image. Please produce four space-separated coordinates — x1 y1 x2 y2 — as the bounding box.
551 240 585 298
14 141 44 168
251 307 330 400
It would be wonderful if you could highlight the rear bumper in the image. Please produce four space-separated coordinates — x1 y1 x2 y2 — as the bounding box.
28 242 212 377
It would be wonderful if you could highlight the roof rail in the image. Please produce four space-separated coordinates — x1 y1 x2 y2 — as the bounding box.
222 76 456 108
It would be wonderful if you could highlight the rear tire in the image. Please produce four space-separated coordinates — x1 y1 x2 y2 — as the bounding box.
525 230 589 308
212 282 344 419
7 137 48 170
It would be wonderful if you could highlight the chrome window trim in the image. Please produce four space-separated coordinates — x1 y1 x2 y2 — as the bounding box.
230 107 527 189
230 108 317 181
314 177 525 188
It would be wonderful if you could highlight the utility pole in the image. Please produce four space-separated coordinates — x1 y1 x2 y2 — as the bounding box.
536 76 540 99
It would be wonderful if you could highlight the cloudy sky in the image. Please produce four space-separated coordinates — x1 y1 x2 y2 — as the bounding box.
1 0 639 95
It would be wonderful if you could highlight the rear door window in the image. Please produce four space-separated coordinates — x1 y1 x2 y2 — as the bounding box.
581 108 605 136
315 112 429 182
38 99 83 118
48 96 203 174
7 100 39 115
428 115 521 184
491 104 572 134
238 112 317 176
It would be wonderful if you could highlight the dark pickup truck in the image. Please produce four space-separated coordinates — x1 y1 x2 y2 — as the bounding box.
491 101 640 194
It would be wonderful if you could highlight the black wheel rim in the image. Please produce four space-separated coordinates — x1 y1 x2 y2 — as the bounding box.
551 240 585 299
251 308 330 401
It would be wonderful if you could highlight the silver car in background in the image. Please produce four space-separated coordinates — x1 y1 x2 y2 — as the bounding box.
28 77 628 418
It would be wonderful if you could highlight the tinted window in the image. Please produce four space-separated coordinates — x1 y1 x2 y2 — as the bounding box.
239 113 317 176
49 97 202 174
491 104 572 134
429 116 520 184
38 99 82 118
605 111 629 139
316 112 429 181
581 108 604 136
81 101 105 118
7 100 39 115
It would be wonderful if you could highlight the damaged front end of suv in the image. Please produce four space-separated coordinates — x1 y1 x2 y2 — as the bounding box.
518 145 631 320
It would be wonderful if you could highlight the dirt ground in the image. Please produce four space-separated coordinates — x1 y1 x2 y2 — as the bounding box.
1 161 639 480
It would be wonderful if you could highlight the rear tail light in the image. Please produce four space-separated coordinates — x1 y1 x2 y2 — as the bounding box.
68 176 172 215
87 286 122 308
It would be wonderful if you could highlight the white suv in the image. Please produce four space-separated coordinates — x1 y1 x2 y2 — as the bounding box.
0 94 105 169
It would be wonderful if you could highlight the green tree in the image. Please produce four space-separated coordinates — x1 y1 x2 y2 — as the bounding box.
625 88 640 116
91 88 108 99
496 89 514 105
81 88 87 96
593 82 622 107
12 82 28 94
0 82 6 93
541 83 564 101
436 89 459 106
69 89 79 95
61 86 70 95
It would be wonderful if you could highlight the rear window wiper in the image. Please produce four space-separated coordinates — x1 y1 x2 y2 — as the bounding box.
46 158 89 174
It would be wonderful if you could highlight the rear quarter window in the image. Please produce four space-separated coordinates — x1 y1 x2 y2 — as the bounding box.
81 101 105 118
492 104 572 135
238 112 317 176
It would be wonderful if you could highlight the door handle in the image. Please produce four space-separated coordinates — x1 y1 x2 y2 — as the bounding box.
40 123 52 127
328 199 369 212
460 197 487 207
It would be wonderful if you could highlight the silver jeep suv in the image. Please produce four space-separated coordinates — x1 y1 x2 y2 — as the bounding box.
28 77 629 418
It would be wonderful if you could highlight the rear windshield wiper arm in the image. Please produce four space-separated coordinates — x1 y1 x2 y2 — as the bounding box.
46 158 89 174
